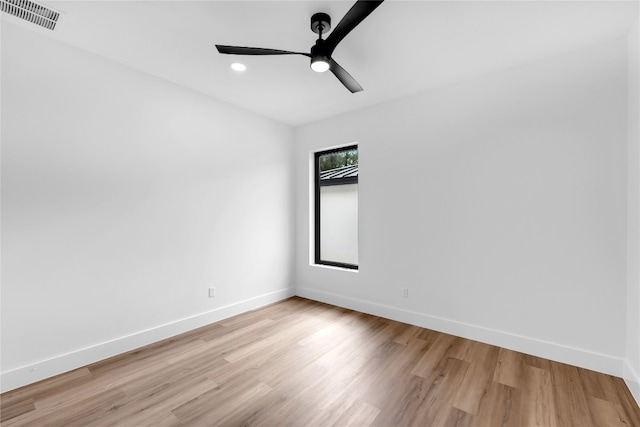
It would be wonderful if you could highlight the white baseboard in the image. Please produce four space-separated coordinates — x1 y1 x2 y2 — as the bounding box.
0 287 295 393
296 287 624 378
624 359 640 407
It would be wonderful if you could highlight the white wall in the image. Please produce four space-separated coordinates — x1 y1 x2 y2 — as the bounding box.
626 14 640 406
295 38 629 376
1 22 295 392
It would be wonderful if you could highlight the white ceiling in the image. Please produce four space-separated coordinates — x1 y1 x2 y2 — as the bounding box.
3 0 638 126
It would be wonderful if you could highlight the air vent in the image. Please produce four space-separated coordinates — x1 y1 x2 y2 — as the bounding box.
1 0 61 30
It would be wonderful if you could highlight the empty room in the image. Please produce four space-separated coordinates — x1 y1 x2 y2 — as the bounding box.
1 0 640 425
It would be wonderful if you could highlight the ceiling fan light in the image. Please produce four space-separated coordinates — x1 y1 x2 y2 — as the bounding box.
230 62 247 72
311 58 330 73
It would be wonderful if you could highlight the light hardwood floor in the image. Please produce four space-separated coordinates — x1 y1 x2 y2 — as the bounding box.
1 297 639 426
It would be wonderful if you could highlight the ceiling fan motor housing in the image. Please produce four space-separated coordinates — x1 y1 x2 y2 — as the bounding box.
310 40 330 72
311 12 331 35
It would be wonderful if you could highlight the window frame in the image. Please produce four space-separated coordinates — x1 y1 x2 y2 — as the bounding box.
314 144 359 270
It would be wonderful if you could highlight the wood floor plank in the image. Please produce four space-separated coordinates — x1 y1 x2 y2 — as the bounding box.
578 368 620 402
2 386 127 427
326 398 380 427
151 412 182 427
587 395 632 427
444 407 474 427
171 380 272 425
226 360 333 426
200 317 274 345
287 356 373 427
97 375 218 426
30 360 170 417
223 308 335 364
520 365 558 427
392 323 422 346
356 337 430 408
413 357 471 427
452 342 500 414
0 398 34 424
522 353 553 371
410 333 460 379
88 335 195 378
471 381 521 427
550 362 595 427
376 356 470 427
493 348 525 389
1 296 638 426
253 342 323 389
610 375 640 427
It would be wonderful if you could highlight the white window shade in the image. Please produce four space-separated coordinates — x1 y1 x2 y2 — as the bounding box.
320 183 358 265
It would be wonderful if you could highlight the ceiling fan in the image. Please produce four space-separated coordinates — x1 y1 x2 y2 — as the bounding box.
215 0 384 93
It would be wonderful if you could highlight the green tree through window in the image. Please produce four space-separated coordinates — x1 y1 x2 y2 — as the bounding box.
319 149 358 172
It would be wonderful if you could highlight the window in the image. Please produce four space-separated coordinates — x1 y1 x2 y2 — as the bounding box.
314 145 358 270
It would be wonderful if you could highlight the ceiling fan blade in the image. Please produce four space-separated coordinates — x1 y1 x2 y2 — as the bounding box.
324 0 384 55
216 45 310 57
330 59 363 93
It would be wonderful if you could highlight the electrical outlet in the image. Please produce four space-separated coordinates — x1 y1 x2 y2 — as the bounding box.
402 288 409 298
208 287 216 298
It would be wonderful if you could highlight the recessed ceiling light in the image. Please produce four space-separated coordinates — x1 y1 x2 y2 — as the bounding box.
230 62 247 72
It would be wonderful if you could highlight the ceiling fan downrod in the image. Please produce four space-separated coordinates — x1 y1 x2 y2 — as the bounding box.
310 13 332 72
